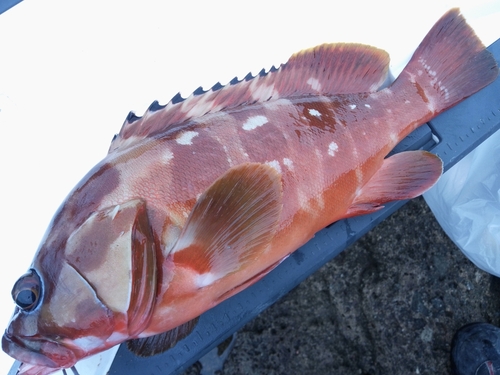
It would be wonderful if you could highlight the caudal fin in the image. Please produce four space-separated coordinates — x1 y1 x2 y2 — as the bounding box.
393 8 498 115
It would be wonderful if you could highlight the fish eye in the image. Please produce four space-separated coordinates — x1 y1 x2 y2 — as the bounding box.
12 269 42 311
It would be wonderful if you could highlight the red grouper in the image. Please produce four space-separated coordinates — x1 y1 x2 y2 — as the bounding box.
3 8 499 375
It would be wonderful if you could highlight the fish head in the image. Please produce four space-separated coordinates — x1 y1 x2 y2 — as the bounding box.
2 199 158 374
2 266 115 372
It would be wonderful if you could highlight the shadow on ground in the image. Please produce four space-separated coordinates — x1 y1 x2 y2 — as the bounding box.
184 196 500 375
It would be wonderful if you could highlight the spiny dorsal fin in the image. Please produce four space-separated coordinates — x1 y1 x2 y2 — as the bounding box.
127 317 199 356
169 163 282 285
109 43 389 153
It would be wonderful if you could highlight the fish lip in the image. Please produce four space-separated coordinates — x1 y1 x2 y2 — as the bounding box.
2 332 76 369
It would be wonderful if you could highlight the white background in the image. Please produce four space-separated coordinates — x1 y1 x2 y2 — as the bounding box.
0 0 499 373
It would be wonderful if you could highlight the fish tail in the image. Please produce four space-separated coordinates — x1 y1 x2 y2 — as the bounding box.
392 8 498 119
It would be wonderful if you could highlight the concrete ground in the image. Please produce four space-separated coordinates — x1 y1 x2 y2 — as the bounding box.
184 196 500 375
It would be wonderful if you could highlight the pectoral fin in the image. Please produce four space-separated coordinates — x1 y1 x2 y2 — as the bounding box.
170 163 283 286
346 150 443 216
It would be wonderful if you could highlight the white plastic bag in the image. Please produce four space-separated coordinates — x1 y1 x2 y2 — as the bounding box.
424 129 500 277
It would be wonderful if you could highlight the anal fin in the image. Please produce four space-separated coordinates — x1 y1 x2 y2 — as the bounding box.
346 150 442 217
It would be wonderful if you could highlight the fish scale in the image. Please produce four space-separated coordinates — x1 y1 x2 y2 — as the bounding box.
3 9 498 375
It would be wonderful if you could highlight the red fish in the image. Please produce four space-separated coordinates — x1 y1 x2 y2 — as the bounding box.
3 8 498 375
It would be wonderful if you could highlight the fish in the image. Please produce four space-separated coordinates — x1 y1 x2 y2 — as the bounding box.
2 8 498 375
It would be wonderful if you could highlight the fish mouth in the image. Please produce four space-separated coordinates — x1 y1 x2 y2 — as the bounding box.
2 332 77 369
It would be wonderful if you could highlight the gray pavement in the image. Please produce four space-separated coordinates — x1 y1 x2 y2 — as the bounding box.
184 197 500 375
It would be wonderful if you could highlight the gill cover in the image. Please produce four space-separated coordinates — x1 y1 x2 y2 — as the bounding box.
64 199 158 337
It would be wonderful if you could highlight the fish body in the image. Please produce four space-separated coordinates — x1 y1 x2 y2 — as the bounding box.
3 9 498 375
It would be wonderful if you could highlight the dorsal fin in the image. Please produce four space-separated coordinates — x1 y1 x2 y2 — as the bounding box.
109 43 389 153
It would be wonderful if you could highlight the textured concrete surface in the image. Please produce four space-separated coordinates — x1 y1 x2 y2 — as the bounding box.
184 197 500 375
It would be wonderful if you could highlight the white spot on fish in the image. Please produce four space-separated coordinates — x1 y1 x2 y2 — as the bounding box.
250 81 278 101
390 133 398 143
72 336 102 351
437 81 450 100
195 272 218 288
306 77 322 91
297 188 314 214
162 149 174 163
405 99 411 104
419 58 437 77
176 131 199 145
315 148 323 161
242 115 268 131
316 195 325 210
110 205 120 220
386 108 392 114
430 78 450 100
349 104 357 110
162 225 182 255
222 145 232 165
364 104 371 109
172 232 195 253
298 187 324 213
354 186 362 199
283 158 294 171
308 108 322 118
426 101 436 113
265 160 282 174
416 57 451 101
356 168 363 185
328 142 339 157
263 97 292 111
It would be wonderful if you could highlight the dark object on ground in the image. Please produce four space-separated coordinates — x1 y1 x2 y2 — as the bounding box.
451 322 500 375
